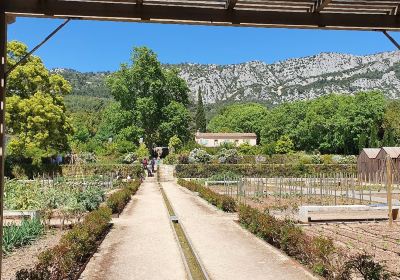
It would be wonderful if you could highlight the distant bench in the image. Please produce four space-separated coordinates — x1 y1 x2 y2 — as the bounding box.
4 210 41 220
205 181 239 186
299 205 400 223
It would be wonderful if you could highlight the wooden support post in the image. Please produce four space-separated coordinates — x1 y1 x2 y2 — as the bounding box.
386 155 393 227
0 9 6 279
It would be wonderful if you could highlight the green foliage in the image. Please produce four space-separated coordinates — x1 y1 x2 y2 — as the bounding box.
238 143 261 155
16 206 112 280
195 90 207 132
3 218 44 255
6 41 73 167
260 92 387 154
342 253 391 280
95 102 143 144
274 135 294 154
107 47 190 147
61 164 144 178
188 148 211 164
15 181 141 279
178 179 236 212
216 148 240 164
159 102 192 144
369 123 380 148
121 152 137 164
134 143 149 160
383 100 400 145
106 181 141 214
168 135 183 153
208 103 268 141
175 163 356 178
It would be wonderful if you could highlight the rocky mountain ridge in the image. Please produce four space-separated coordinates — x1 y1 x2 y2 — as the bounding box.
53 50 400 105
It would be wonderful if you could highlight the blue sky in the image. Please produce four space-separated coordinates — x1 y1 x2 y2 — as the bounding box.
8 17 400 72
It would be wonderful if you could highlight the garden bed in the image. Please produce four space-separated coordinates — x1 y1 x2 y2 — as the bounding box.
303 221 400 276
2 229 65 280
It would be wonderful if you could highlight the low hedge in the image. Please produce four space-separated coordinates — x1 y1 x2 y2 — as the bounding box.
16 206 112 280
107 180 141 214
178 179 392 279
175 163 356 178
16 180 141 280
178 179 236 212
61 164 143 178
238 204 393 279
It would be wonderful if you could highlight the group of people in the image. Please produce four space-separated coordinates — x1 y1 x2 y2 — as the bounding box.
142 157 157 177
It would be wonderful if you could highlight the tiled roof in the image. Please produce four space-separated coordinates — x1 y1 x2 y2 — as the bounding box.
361 148 381 159
381 147 400 158
195 132 257 139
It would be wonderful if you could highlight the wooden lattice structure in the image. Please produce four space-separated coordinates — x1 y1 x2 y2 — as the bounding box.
3 0 400 30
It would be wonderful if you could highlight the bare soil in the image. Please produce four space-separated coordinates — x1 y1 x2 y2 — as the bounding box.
2 229 65 280
302 221 400 276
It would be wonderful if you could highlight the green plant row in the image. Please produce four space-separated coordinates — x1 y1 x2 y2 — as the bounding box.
107 180 141 214
178 179 393 279
15 180 141 280
178 179 236 212
175 163 356 178
3 218 44 255
61 164 143 178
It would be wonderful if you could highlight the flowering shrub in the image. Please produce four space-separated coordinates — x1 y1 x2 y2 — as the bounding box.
188 149 211 164
121 152 137 164
79 152 97 163
216 148 240 164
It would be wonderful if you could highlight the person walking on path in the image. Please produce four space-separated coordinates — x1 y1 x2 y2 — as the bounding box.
151 157 156 173
142 158 148 174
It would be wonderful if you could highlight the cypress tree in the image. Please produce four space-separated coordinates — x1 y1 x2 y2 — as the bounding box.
195 90 207 132
358 131 367 152
369 124 379 148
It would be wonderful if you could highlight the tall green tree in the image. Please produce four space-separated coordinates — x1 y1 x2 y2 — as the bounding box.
369 123 380 148
6 41 73 166
209 103 268 142
195 90 207 132
107 47 190 147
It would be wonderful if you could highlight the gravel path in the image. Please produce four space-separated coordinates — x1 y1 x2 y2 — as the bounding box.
162 181 317 280
80 177 188 280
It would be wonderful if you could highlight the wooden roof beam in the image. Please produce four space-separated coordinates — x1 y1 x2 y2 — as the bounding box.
225 0 238 10
312 0 333 12
5 0 400 30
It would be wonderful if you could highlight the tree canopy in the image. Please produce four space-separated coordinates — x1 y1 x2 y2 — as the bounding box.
208 103 268 142
6 41 73 166
106 47 191 148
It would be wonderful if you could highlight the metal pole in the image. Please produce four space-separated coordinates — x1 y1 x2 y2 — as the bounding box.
381 30 400 50
0 9 7 279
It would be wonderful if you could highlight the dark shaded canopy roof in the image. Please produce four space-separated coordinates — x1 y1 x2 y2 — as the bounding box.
4 0 400 30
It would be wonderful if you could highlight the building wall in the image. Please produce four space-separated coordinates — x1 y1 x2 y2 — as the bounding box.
195 137 257 147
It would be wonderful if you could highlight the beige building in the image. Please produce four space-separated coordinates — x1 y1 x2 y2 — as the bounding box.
195 132 257 147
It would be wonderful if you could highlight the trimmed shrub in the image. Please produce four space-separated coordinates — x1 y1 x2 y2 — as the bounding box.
216 148 240 164
107 180 141 214
175 163 356 178
16 206 112 280
61 164 143 178
188 149 211 164
16 180 141 280
178 179 236 212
